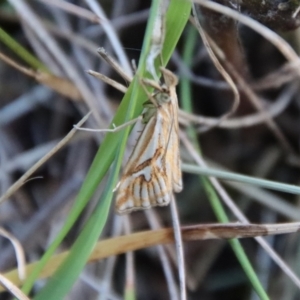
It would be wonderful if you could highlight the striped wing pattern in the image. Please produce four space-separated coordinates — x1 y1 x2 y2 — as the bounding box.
116 69 182 214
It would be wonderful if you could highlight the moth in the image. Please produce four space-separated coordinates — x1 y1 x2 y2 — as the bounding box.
116 68 182 214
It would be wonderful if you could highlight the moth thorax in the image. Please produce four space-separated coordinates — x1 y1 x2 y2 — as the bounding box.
156 92 170 104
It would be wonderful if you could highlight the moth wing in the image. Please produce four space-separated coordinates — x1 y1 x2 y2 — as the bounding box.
160 67 182 192
116 109 173 214
168 89 182 192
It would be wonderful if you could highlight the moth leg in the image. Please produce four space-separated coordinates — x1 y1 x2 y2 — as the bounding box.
73 116 142 133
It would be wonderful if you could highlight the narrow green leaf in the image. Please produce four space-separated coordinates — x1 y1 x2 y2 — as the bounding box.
23 0 191 297
180 26 269 300
34 155 120 300
0 27 49 72
182 163 300 195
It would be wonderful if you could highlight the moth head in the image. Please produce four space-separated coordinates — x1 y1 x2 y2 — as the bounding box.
155 92 170 105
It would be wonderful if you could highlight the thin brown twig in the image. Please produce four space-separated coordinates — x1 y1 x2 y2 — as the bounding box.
194 0 300 68
3 222 300 290
170 196 187 300
180 130 300 289
0 273 31 300
182 83 295 129
9 0 102 124
191 7 240 132
97 47 133 83
192 1 296 154
252 62 300 91
0 52 39 76
205 39 295 153
89 48 296 131
0 112 91 204
87 70 128 93
85 0 132 76
124 216 136 297
145 209 180 299
0 228 26 281
37 0 100 23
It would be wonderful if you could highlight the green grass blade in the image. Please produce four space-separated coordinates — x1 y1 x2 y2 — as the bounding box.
180 26 269 300
33 153 121 300
32 69 143 300
125 286 136 300
182 163 300 195
202 181 269 300
0 27 49 72
21 0 191 296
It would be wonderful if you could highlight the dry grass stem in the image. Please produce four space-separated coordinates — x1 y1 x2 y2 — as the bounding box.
191 6 240 131
0 112 91 203
3 222 300 291
2 1 300 298
0 273 31 300
0 227 26 280
180 130 300 289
